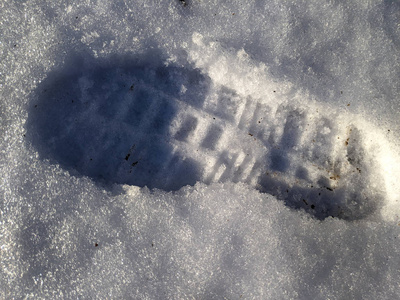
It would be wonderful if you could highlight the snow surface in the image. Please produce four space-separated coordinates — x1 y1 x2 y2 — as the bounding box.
1 0 400 299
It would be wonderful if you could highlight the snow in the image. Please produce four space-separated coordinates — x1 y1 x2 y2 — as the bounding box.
1 0 400 299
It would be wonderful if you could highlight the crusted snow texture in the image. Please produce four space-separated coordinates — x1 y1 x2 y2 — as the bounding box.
1 0 400 299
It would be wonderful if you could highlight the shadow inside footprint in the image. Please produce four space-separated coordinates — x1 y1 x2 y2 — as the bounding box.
26 51 209 191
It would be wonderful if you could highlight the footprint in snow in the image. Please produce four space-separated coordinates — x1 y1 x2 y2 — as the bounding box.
26 48 385 221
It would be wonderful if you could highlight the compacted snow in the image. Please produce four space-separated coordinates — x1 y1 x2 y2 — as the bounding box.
1 1 400 299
